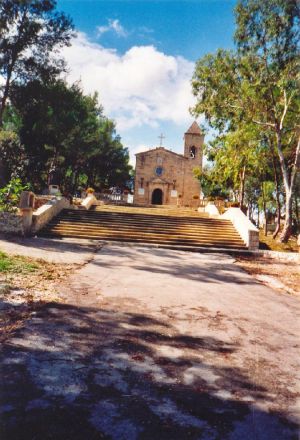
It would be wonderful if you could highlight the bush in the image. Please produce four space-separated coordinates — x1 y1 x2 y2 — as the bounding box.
0 178 29 212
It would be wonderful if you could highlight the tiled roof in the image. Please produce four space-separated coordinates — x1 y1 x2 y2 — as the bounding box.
185 121 202 135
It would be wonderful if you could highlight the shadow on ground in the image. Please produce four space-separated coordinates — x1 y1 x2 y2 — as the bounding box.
0 300 297 440
91 246 261 286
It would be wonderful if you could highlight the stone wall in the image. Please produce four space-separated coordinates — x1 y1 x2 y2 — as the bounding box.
0 211 24 235
204 203 220 218
134 148 201 207
34 196 54 210
221 207 259 250
32 197 70 233
81 194 97 210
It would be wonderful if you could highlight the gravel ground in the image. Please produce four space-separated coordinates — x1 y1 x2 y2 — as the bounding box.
236 256 300 295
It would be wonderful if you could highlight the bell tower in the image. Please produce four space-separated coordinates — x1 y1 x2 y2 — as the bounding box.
184 121 204 167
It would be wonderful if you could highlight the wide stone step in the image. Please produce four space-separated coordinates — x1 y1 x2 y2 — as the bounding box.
42 230 246 248
40 205 246 249
45 226 243 242
58 210 230 225
48 221 240 235
93 206 207 216
50 217 238 230
44 223 244 240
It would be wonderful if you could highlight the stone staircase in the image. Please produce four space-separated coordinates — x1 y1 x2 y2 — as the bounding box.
40 204 247 250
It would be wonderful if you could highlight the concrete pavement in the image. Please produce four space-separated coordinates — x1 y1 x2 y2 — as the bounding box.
0 244 299 439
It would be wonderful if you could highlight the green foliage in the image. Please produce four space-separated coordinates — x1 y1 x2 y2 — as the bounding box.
0 0 74 125
235 0 300 68
0 178 29 212
9 80 131 192
192 0 300 240
0 251 38 273
0 129 27 185
194 166 229 199
258 181 276 215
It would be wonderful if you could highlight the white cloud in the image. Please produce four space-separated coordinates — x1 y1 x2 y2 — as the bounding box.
62 32 196 132
97 19 128 38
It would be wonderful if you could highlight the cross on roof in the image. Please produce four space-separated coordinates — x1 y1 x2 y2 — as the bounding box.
158 133 165 147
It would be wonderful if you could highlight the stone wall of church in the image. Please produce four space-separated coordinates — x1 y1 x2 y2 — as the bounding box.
134 123 203 207
134 147 201 207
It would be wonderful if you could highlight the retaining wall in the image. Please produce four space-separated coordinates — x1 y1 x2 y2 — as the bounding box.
0 211 24 235
32 197 70 233
221 207 259 250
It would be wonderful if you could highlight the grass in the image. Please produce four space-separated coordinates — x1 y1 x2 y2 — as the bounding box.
259 230 298 252
0 251 39 273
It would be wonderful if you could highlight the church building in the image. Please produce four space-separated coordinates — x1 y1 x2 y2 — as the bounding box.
134 121 204 206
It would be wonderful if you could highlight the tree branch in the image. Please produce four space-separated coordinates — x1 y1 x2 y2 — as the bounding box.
280 89 295 131
253 120 276 128
290 133 300 191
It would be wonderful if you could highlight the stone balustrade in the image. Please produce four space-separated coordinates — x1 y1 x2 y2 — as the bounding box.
221 207 259 250
0 192 70 236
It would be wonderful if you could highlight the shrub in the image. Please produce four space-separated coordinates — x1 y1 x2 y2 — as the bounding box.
0 178 30 213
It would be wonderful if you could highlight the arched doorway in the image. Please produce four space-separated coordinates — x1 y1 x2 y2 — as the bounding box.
152 188 163 205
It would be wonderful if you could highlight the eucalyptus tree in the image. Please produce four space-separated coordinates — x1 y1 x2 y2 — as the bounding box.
192 0 300 241
235 0 300 241
209 126 266 209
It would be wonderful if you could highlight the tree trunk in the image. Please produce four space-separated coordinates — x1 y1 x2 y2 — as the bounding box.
0 72 12 128
294 193 299 229
0 9 28 127
271 152 281 239
239 165 246 210
248 202 252 219
261 182 268 236
275 131 299 242
0 72 11 187
280 190 293 242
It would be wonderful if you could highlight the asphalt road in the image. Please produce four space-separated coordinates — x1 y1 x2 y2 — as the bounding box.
1 244 299 439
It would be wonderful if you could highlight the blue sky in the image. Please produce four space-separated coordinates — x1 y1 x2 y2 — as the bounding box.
57 0 237 163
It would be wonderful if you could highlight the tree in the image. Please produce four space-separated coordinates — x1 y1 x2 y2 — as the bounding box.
235 0 300 242
0 128 27 185
0 0 74 127
193 165 229 200
209 126 266 209
192 0 300 241
10 79 131 192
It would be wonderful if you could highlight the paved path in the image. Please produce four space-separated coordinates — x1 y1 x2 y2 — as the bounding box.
0 234 98 264
1 244 299 439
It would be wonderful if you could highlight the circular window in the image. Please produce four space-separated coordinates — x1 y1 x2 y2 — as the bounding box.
155 166 163 176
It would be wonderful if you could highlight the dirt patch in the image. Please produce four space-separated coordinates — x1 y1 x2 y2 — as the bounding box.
259 231 298 252
236 255 300 295
0 254 76 342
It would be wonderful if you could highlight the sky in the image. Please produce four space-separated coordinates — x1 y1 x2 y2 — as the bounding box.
57 0 237 164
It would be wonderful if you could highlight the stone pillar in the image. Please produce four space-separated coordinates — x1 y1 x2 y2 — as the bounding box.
19 191 35 236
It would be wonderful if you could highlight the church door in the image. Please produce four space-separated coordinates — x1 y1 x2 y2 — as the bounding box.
152 188 163 205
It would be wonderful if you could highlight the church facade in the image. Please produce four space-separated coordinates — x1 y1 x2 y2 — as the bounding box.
134 122 204 206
